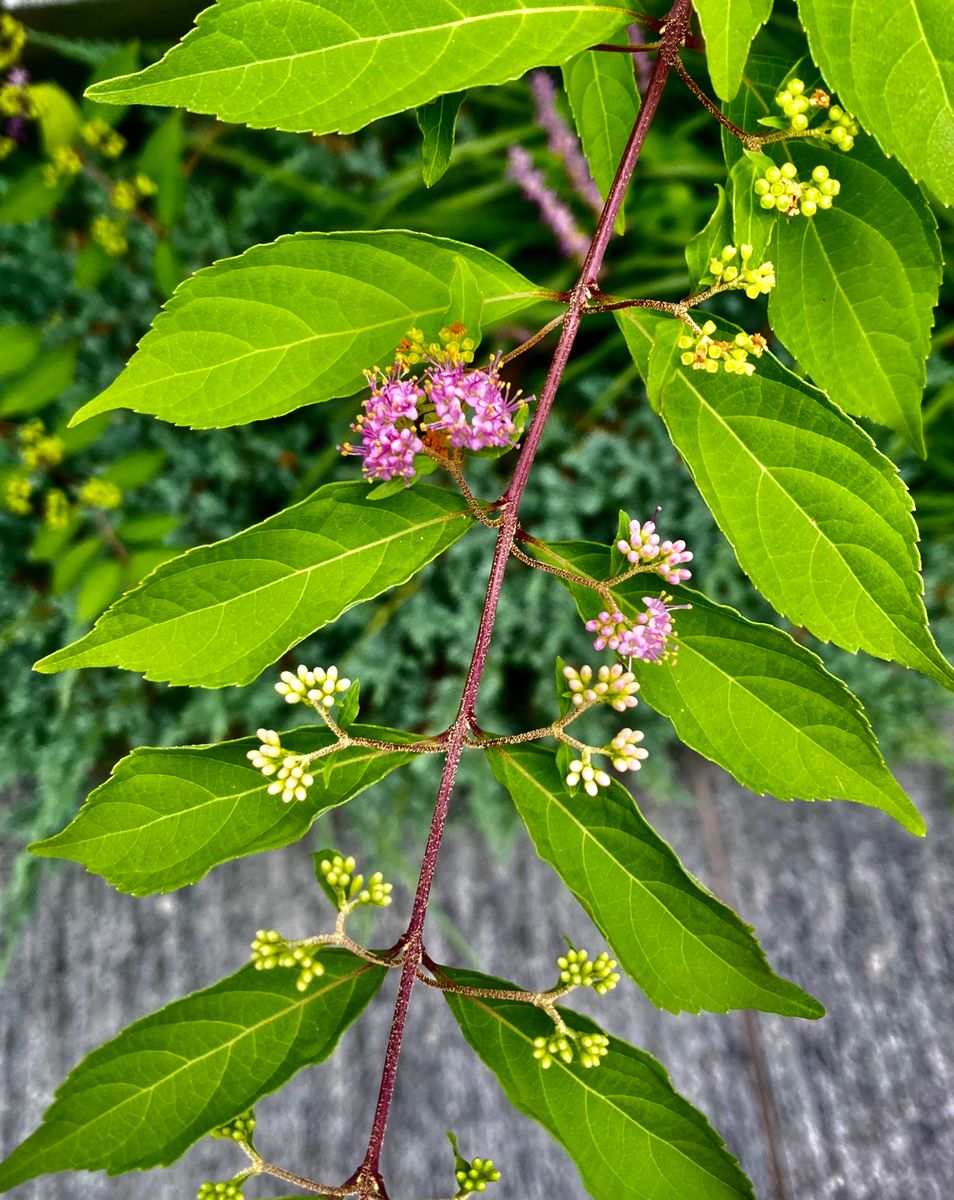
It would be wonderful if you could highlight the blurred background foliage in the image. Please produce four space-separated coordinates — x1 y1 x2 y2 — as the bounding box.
1 0 952 974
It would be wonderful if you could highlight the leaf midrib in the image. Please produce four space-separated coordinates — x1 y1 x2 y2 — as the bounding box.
101 5 631 90
497 750 801 1010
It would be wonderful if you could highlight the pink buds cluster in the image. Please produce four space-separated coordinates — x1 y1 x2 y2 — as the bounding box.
617 514 692 584
585 596 683 664
342 325 531 483
562 663 639 711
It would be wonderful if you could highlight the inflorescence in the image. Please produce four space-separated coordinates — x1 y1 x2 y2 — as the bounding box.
702 243 776 299
318 852 394 911
754 161 841 218
616 514 693 584
773 76 859 149
340 325 530 483
678 320 767 376
585 595 684 664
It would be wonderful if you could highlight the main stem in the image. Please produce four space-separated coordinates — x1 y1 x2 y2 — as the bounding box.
356 3 692 1190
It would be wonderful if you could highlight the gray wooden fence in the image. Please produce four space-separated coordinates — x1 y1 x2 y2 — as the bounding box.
2 757 953 1200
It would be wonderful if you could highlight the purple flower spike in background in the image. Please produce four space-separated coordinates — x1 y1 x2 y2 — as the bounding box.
506 145 590 263
529 70 602 214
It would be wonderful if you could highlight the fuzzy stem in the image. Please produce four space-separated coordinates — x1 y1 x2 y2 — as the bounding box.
353 2 693 1193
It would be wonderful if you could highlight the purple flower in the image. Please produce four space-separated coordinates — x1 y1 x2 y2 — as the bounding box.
5 67 30 88
428 360 520 451
340 369 425 483
584 596 685 664
506 145 590 263
529 70 602 214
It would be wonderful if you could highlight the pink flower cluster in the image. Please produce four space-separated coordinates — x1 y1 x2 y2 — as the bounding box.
428 360 520 451
344 369 425 483
617 513 693 584
343 330 528 484
585 596 681 664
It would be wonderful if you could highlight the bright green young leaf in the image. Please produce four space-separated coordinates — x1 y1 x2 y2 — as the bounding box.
0 952 384 1190
0 346 77 417
693 0 773 101
685 184 731 285
32 724 417 894
83 0 634 136
71 231 541 429
539 539 925 834
35 481 475 687
487 744 823 1013
768 137 940 452
616 309 954 692
0 324 42 379
797 0 954 206
417 92 464 187
727 151 774 263
562 38 640 235
442 967 756 1200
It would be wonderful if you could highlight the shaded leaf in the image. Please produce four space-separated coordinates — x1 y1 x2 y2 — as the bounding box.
693 0 773 100
562 38 640 234
417 92 464 187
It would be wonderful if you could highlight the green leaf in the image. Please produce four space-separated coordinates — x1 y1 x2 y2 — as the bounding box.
114 513 181 543
138 112 186 227
26 82 82 155
153 238 186 298
727 151 774 263
0 952 384 1189
487 744 823 1013
796 0 954 205
442 967 755 1200
417 92 464 187
0 166 67 224
74 559 124 624
768 137 940 452
99 448 166 489
51 537 103 596
0 324 42 379
693 0 772 100
0 346 78 417
32 724 416 894
447 254 484 342
71 231 541 429
616 309 954 691
84 0 634 136
35 481 475 687
685 185 731 286
125 546 180 584
562 38 640 235
82 41 140 126
74 241 115 291
539 539 925 835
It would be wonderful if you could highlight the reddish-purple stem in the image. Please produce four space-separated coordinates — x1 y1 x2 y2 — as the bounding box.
354 2 693 1192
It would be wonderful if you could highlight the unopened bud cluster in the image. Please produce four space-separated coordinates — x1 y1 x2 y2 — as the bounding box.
197 1182 244 1200
774 77 859 149
319 853 393 910
565 750 612 797
754 161 840 218
557 948 620 995
616 513 693 583
678 320 767 376
275 663 351 710
562 663 639 711
532 1028 609 1070
210 1111 256 1144
250 929 324 992
564 729 647 797
247 730 315 804
705 244 775 299
81 117 126 159
455 1159 502 1195
585 594 684 664
608 727 649 772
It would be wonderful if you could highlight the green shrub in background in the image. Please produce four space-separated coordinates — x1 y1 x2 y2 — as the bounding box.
1 8 952 979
